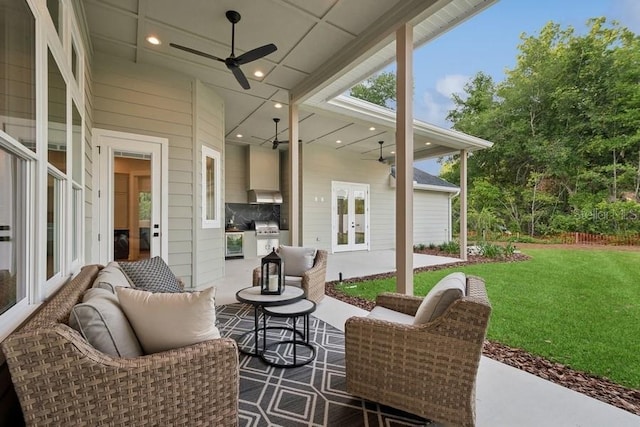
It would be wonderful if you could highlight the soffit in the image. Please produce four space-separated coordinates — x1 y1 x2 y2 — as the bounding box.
81 0 496 162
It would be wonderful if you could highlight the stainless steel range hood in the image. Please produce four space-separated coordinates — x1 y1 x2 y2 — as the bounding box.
248 189 283 204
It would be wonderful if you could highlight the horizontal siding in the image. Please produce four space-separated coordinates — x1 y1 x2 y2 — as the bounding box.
224 145 247 203
92 54 194 283
414 192 451 244
195 81 225 287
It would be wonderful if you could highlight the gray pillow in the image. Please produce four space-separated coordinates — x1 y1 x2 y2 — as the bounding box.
92 261 133 294
413 272 466 325
119 256 181 293
278 246 316 277
68 288 143 357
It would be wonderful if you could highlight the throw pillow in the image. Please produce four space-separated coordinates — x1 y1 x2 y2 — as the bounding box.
116 286 220 354
278 245 316 276
413 272 466 325
92 261 133 294
68 287 143 357
119 256 181 293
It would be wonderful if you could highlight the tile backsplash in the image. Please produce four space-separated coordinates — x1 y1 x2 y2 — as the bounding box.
225 203 280 230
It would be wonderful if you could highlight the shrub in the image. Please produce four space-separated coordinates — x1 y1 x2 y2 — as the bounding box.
479 242 504 258
428 243 437 250
438 240 460 254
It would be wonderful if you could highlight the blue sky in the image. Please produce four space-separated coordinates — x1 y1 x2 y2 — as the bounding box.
411 0 640 174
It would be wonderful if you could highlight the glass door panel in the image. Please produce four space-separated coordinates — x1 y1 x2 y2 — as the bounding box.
332 182 369 252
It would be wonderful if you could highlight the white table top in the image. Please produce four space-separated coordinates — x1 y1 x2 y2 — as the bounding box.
262 299 316 316
235 285 304 306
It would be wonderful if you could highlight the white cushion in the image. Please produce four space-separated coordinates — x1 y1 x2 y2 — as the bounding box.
367 306 415 325
116 286 220 354
92 261 133 294
285 276 303 287
68 288 143 357
279 245 316 276
413 272 466 325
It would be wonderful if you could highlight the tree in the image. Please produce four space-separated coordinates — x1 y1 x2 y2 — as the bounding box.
447 18 640 236
349 71 396 108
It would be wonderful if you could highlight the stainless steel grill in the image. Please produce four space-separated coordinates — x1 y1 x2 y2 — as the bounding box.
253 220 279 237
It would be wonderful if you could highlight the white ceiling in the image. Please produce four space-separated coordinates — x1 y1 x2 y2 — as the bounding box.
82 0 496 162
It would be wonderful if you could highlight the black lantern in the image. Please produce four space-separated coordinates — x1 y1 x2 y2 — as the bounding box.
261 248 284 295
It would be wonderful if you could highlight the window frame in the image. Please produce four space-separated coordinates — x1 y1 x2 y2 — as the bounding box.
201 145 221 229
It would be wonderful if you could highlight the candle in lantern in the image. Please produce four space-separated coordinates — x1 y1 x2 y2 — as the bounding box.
268 275 278 291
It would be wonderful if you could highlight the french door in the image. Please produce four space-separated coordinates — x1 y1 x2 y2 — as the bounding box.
93 129 168 264
332 181 369 252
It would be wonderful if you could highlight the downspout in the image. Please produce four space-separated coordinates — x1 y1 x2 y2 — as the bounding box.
448 190 460 243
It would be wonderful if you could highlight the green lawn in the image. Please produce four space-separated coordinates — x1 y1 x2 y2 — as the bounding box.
337 248 640 389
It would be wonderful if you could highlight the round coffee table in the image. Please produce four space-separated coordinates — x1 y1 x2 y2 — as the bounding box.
235 286 304 357
261 299 316 368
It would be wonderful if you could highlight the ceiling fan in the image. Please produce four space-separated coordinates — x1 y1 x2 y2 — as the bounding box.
169 10 277 90
271 118 288 150
363 140 389 164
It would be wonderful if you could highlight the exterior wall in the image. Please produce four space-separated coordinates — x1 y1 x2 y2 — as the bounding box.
413 191 452 245
91 53 196 284
301 144 395 251
194 81 225 286
224 144 247 203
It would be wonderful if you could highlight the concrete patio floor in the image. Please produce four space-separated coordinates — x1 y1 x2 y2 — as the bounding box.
209 250 640 427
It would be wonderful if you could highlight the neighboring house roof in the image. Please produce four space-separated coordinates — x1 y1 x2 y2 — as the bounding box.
390 166 459 193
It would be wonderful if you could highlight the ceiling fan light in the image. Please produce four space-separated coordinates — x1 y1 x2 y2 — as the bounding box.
146 36 161 45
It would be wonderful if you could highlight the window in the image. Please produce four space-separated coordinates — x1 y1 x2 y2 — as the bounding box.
0 0 36 153
0 145 28 316
71 185 81 262
48 50 67 174
47 173 62 280
202 146 221 228
46 0 61 37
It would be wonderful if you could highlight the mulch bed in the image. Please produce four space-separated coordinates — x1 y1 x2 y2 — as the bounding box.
325 249 640 416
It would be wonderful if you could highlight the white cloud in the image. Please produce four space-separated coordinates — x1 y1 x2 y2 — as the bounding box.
419 91 450 127
435 74 469 98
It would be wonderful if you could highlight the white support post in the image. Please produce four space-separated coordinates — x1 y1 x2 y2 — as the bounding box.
459 149 468 261
288 103 300 246
395 23 414 295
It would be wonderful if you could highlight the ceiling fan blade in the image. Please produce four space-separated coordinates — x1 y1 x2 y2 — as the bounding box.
236 43 277 65
169 43 226 63
229 65 250 89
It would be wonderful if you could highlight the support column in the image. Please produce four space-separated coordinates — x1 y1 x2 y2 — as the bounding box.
395 23 414 295
459 149 468 261
288 103 300 246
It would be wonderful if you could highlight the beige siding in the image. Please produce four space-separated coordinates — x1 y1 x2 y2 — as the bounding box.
224 145 247 203
194 81 225 286
413 191 451 245
301 144 396 251
92 53 194 284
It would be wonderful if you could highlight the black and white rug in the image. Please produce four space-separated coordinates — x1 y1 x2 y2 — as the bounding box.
217 303 432 427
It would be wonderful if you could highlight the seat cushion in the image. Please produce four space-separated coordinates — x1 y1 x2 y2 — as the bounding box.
117 286 220 354
279 245 316 276
413 272 466 325
68 288 143 357
92 261 133 294
285 275 303 287
367 306 415 325
119 256 182 293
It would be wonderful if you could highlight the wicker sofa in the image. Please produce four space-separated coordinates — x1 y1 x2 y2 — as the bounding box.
345 275 491 427
1 265 239 427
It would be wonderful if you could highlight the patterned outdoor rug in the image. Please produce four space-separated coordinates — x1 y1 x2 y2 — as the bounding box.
217 303 432 427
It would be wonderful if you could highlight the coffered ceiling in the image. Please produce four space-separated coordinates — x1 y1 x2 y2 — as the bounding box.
82 0 496 162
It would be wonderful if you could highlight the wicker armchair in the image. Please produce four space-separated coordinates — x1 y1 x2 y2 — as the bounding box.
345 275 491 427
1 265 239 427
253 249 327 303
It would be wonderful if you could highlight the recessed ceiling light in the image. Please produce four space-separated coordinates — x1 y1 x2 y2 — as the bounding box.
236 134 243 138
274 103 283 109
146 36 161 45
369 126 376 131
390 151 395 154
254 70 264 78
425 142 432 145
336 140 342 144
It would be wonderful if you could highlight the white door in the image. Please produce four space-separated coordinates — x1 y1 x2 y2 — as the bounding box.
332 181 370 252
93 129 168 264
